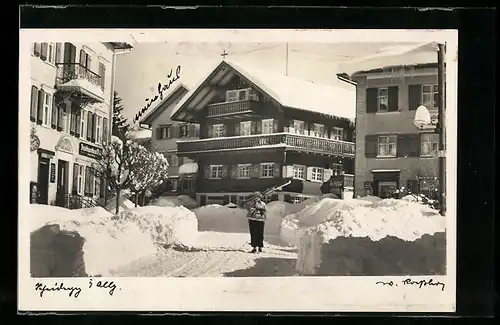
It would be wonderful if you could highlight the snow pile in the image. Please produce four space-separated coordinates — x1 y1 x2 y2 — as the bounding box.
292 198 446 276
30 204 158 277
105 195 135 213
194 204 248 233
149 195 198 210
114 206 199 248
265 201 301 236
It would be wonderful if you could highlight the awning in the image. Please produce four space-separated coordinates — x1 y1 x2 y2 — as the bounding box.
178 162 198 175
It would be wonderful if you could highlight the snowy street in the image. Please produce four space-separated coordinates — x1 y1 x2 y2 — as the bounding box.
111 232 298 277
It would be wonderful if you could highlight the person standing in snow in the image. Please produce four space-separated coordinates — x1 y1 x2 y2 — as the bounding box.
245 192 267 253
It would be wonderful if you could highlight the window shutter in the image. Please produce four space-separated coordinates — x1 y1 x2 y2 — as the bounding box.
366 88 378 113
99 63 106 89
365 134 378 158
282 165 287 178
57 102 65 131
178 156 184 166
70 103 77 135
30 86 38 121
173 125 181 138
251 164 260 178
33 43 41 57
102 117 108 144
55 43 62 63
87 112 93 141
397 134 409 157
72 163 79 194
75 110 81 138
273 163 281 178
79 49 86 66
91 114 97 142
273 119 279 133
222 124 228 137
409 133 421 157
85 166 91 196
234 122 240 136
36 89 44 125
408 84 422 111
306 167 314 181
286 165 294 178
230 165 238 179
388 86 399 112
207 124 213 138
51 96 58 129
156 127 162 140
251 120 257 135
323 169 333 182
221 165 228 178
204 165 210 179
256 120 262 134
40 43 48 61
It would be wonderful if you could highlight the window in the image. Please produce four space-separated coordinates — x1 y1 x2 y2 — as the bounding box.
378 87 389 112
80 110 86 139
79 50 92 70
42 93 51 126
157 125 171 139
212 124 225 138
170 154 179 167
311 167 324 182
377 135 397 157
238 195 252 206
293 165 305 180
240 121 252 136
331 127 343 141
47 43 55 64
238 89 248 101
209 165 223 179
378 181 398 199
422 84 439 109
421 133 439 156
237 164 251 179
332 163 343 176
312 123 326 138
293 120 306 135
170 179 178 192
262 119 274 134
226 90 237 102
291 195 307 204
260 163 275 178
179 124 189 138
96 116 101 143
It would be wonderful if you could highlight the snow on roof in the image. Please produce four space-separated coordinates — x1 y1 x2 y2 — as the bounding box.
129 128 152 140
171 59 357 120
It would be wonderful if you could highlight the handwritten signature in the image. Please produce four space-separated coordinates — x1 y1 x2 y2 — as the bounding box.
34 278 119 299
375 278 446 291
133 65 181 123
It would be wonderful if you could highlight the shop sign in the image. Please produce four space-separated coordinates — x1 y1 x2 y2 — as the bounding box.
79 142 102 159
50 163 56 183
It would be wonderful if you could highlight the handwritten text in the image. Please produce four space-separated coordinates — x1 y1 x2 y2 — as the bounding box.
375 278 446 291
34 278 120 299
133 65 181 124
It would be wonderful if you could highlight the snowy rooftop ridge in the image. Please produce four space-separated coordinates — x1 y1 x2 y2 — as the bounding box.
171 59 357 120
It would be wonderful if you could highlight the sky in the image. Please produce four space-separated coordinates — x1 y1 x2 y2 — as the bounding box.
114 41 438 126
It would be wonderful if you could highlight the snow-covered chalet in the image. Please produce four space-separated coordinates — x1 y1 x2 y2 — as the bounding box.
170 59 357 206
29 42 133 208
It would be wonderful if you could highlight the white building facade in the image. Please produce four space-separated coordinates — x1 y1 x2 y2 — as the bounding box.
29 42 132 207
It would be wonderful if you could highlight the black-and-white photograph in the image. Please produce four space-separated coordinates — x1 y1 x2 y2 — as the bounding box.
20 28 457 312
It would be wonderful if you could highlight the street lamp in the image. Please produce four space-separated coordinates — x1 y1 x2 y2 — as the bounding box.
413 43 446 216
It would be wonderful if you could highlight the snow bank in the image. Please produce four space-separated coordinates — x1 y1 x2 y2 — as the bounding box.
105 195 135 213
265 201 301 236
194 204 249 233
30 204 158 277
114 206 199 248
292 198 446 276
30 204 199 277
149 195 198 210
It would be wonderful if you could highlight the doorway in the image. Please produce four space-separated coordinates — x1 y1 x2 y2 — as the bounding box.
56 159 69 207
37 157 50 204
372 171 400 199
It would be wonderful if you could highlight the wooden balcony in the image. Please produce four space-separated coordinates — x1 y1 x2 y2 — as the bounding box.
207 100 257 118
177 133 355 157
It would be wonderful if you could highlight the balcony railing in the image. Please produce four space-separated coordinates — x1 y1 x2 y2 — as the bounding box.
56 63 102 88
177 133 355 157
207 100 256 118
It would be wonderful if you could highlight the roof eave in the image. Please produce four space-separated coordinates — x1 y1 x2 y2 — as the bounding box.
139 84 189 125
107 42 134 50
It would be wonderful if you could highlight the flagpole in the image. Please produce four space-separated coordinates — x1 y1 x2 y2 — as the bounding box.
285 43 289 76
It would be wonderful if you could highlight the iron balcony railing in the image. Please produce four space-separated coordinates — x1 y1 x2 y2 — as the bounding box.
177 132 355 157
56 63 102 88
207 100 257 118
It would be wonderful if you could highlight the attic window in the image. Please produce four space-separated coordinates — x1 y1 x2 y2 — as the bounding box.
225 88 259 102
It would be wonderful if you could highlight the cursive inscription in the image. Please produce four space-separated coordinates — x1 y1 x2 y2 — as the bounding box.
401 278 446 291
88 278 118 296
375 278 446 291
133 65 182 123
35 282 82 298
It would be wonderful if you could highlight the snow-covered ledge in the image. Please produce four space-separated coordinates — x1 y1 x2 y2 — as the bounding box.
57 79 105 102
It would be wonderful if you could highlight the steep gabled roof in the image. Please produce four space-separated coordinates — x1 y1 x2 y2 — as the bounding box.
139 83 189 126
170 59 356 122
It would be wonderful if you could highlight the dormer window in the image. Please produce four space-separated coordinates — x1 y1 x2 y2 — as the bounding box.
225 88 259 103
